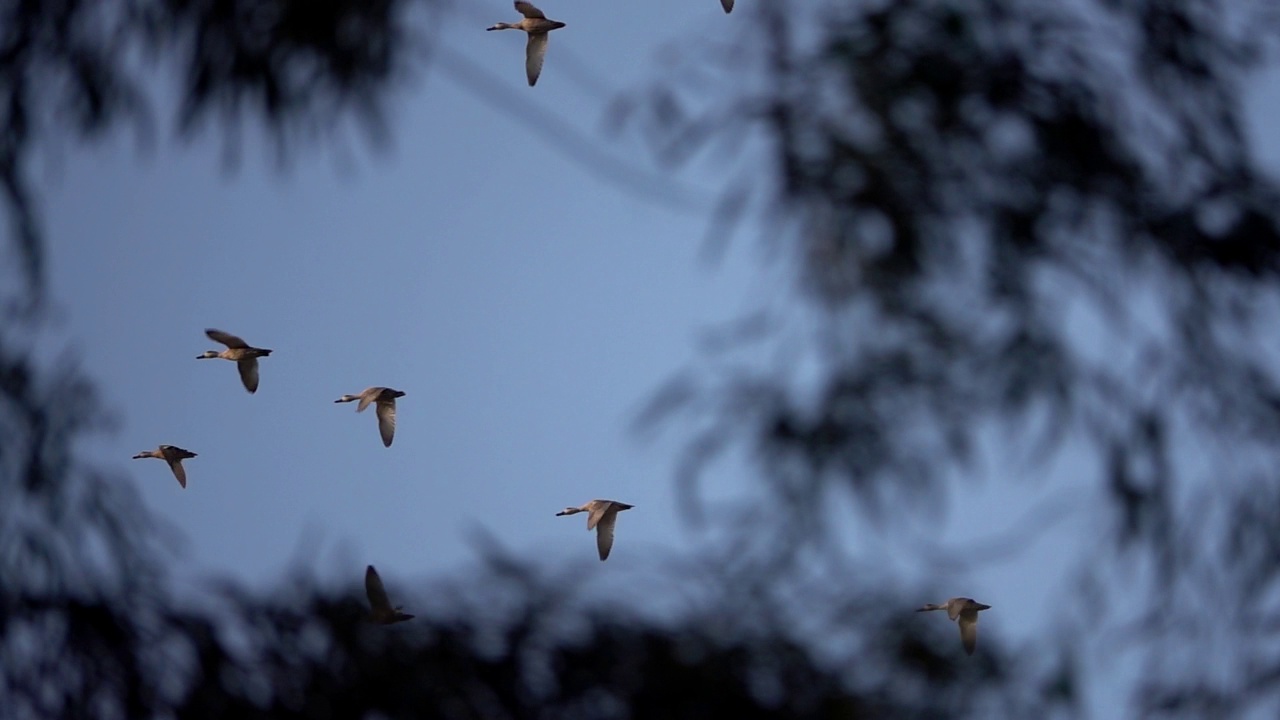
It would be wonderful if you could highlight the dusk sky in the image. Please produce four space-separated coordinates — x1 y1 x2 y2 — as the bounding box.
28 2 1280 713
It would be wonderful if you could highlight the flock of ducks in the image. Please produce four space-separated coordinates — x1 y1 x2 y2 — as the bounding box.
487 0 735 87
132 329 994 649
129 0 995 650
129 329 639 626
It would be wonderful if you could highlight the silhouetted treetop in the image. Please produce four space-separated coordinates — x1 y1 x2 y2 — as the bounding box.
160 565 1061 720
634 0 1280 540
1 0 434 303
627 0 1280 715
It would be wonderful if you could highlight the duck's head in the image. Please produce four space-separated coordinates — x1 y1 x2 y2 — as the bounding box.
196 351 220 359
556 507 582 516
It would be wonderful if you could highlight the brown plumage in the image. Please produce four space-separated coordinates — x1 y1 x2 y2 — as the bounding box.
132 445 198 488
555 499 635 561
365 565 415 625
486 1 566 86
335 387 406 447
197 329 272 393
917 597 992 655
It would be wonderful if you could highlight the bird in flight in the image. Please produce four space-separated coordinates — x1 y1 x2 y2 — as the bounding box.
365 565 415 625
556 499 634 561
197 329 272 394
917 597 992 655
132 445 198 488
487 1 566 87
335 387 406 447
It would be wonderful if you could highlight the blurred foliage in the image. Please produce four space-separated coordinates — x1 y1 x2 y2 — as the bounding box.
164 556 1055 720
0 0 428 304
625 0 1280 716
6 0 1280 716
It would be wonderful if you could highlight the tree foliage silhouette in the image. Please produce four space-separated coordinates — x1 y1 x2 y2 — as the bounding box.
0 0 421 303
627 0 1280 716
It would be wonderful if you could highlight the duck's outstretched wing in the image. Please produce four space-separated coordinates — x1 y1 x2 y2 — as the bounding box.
525 33 548 86
365 566 392 612
356 388 379 413
515 1 545 19
236 358 261 393
586 501 610 530
958 615 979 655
167 459 188 488
596 512 619 561
376 400 397 447
206 329 249 349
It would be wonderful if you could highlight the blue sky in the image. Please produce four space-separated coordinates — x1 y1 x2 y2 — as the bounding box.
27 1 1280 713
39 0 759 591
